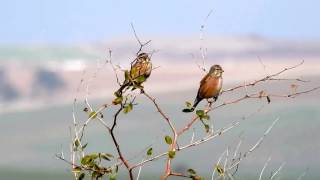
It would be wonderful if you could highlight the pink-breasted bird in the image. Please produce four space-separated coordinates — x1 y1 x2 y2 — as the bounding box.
183 65 224 112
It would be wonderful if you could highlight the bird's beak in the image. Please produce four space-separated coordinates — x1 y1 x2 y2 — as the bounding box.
221 69 224 73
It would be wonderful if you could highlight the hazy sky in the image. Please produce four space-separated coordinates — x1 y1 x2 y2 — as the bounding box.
1 0 319 44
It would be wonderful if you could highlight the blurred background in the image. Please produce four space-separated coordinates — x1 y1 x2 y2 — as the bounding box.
0 0 320 179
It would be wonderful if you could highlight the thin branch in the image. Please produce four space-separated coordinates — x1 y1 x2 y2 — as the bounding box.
130 23 152 55
223 147 229 179
108 49 121 86
297 168 309 180
221 60 305 94
142 91 177 136
78 105 108 140
170 172 191 178
212 150 227 180
110 104 133 179
269 78 309 83
136 158 145 180
200 9 214 60
190 128 195 143
270 162 286 180
229 118 280 170
233 139 242 159
259 156 272 180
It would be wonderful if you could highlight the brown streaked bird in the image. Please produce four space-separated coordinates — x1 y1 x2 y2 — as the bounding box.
183 65 224 112
115 52 152 96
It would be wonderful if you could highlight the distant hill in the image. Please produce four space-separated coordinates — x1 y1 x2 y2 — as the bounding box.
1 36 320 112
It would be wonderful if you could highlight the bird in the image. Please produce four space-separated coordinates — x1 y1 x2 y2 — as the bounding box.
115 52 152 97
183 65 224 112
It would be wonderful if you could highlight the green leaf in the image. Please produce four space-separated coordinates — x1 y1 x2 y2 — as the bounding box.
187 168 197 175
164 136 173 145
215 164 224 176
130 68 137 78
92 171 103 179
81 143 88 150
132 84 143 90
77 173 85 180
147 147 153 156
81 154 98 165
135 76 146 83
123 103 133 114
185 101 192 108
168 150 176 159
99 153 113 161
81 155 92 165
115 165 119 173
91 171 97 178
72 167 81 173
202 115 210 120
89 153 99 159
104 153 114 158
124 70 130 81
196 110 205 117
114 91 122 97
89 111 98 119
112 96 123 105
109 176 117 180
74 139 80 148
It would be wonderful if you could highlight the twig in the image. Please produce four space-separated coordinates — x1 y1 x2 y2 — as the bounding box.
131 23 152 55
221 60 305 94
229 118 280 170
108 49 121 86
223 147 229 180
211 150 227 180
259 156 272 180
110 104 133 179
136 158 145 180
297 168 309 180
270 162 286 180
143 91 176 134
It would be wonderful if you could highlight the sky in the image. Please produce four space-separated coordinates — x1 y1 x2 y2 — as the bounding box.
0 0 319 44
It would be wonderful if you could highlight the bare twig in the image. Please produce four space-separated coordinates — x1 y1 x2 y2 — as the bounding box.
131 23 152 55
136 158 145 180
142 91 176 135
297 168 309 180
110 104 133 179
221 60 305 94
212 150 227 180
229 118 280 170
270 162 286 180
259 156 272 180
108 49 122 86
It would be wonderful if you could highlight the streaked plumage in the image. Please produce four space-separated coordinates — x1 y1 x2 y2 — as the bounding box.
115 53 152 96
129 53 152 81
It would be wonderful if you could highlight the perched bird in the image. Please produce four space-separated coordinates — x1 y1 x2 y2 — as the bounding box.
115 52 152 96
183 65 224 112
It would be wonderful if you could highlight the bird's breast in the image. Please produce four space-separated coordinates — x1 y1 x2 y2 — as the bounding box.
199 77 222 98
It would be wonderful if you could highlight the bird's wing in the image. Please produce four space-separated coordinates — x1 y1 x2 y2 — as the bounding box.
200 74 210 86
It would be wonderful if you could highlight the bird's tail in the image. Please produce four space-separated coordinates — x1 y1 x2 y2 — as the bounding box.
190 96 202 112
114 81 132 97
182 96 202 113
